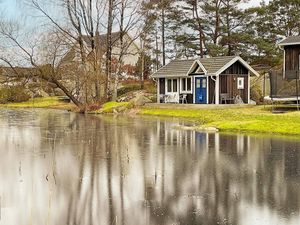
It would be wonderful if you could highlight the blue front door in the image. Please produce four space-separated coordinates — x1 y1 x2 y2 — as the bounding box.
195 77 207 104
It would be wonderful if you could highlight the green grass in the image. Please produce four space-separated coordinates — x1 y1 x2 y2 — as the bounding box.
141 106 300 136
0 97 74 110
95 101 132 113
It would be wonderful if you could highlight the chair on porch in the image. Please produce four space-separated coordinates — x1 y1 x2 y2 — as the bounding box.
165 94 179 103
159 94 165 103
179 94 187 104
220 93 234 104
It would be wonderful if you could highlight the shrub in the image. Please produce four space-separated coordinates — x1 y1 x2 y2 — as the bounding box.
117 84 141 97
0 88 9 104
0 86 31 103
250 83 263 104
87 103 102 111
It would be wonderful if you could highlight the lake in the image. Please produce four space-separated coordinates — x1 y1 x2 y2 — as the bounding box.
0 109 299 225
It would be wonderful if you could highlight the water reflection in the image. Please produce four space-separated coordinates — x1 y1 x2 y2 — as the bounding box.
0 109 299 225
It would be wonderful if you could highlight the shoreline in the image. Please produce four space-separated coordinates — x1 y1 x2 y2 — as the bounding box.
2 98 300 136
138 104 300 136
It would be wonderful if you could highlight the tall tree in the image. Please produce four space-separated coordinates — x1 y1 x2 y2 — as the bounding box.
105 0 115 100
181 0 207 58
219 0 249 56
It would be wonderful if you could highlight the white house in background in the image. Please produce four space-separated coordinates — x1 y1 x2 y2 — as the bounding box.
151 56 260 105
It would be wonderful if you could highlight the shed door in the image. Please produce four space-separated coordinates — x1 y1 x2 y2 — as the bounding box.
195 77 207 104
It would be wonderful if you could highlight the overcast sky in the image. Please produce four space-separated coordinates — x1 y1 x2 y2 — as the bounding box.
1 0 270 19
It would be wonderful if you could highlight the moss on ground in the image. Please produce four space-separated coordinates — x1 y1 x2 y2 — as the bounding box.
95 101 132 113
0 97 74 110
140 106 300 136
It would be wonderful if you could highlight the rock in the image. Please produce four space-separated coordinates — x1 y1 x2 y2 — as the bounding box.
39 90 50 97
172 125 219 132
28 89 49 98
130 95 152 107
196 126 219 132
117 90 156 103
172 125 196 131
249 100 257 105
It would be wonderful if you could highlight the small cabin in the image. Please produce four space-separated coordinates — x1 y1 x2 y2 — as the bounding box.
279 36 300 79
267 36 300 101
151 56 259 105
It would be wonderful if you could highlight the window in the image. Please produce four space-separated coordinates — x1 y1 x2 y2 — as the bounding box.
173 79 178 92
237 77 245 89
196 79 201 88
166 79 178 93
181 77 192 92
167 79 172 92
182 78 186 91
202 79 207 88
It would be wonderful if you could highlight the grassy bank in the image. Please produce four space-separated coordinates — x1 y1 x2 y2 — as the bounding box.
3 97 300 136
0 97 75 110
94 101 132 113
141 106 300 136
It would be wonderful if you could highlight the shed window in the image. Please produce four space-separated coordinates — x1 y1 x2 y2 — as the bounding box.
237 77 245 89
181 77 192 92
167 79 178 93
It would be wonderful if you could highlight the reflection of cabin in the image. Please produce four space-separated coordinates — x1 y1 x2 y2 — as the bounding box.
268 36 300 101
152 56 259 104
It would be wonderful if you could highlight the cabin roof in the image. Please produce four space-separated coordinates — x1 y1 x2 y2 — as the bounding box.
199 56 237 74
151 59 196 77
151 56 259 78
278 36 300 46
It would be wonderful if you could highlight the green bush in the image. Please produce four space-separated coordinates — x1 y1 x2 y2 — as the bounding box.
0 86 31 103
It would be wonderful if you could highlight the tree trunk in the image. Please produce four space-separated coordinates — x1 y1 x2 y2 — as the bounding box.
141 46 145 89
105 0 114 101
155 31 159 70
51 78 83 108
194 0 205 58
213 0 221 45
112 0 125 101
162 6 166 66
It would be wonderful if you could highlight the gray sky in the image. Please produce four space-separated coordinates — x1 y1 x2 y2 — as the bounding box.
247 0 270 6
1 0 270 19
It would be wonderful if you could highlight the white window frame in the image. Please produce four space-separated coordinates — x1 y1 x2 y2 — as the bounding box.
181 77 192 93
166 78 179 93
237 77 245 90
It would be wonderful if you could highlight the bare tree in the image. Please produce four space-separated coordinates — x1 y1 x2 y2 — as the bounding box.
2 0 109 108
111 0 142 100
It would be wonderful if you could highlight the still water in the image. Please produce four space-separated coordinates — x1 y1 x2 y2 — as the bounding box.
0 109 299 225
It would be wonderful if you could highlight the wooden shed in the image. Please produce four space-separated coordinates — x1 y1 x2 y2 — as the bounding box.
266 36 300 102
279 36 300 79
152 56 260 105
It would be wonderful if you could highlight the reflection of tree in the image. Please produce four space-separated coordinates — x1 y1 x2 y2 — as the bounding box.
2 110 300 225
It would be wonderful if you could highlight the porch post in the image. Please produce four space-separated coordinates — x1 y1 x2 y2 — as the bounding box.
248 72 251 104
157 78 160 103
215 75 220 104
207 76 209 104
